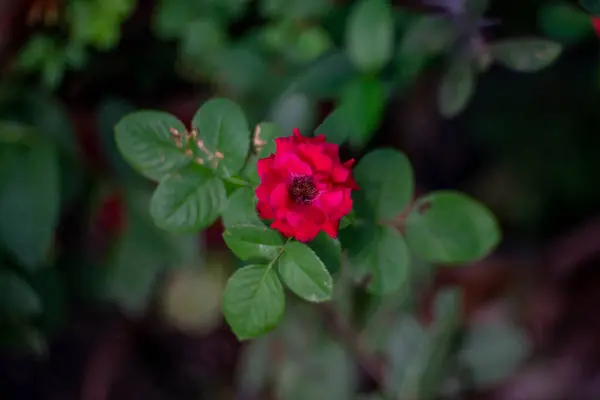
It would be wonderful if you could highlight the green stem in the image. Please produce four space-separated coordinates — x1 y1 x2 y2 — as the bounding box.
266 237 292 270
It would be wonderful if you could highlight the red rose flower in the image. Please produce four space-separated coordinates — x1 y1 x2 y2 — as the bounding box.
255 128 358 242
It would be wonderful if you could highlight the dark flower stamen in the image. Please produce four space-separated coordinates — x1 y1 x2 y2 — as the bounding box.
289 176 317 204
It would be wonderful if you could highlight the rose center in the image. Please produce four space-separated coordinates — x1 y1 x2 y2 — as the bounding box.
289 176 317 204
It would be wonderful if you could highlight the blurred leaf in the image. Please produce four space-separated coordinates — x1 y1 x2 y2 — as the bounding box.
346 0 394 72
538 2 593 44
105 199 199 314
41 55 65 90
384 316 427 395
68 0 130 50
150 163 226 232
346 225 410 294
114 111 190 181
191 98 251 176
398 288 462 400
276 340 358 400
0 91 76 155
268 92 316 134
315 108 349 145
0 269 42 320
353 148 414 220
154 0 201 39
490 38 563 73
291 51 357 98
0 141 60 271
294 27 333 62
580 0 600 16
180 18 226 71
97 98 140 181
339 75 386 147
222 264 285 340
398 15 454 58
459 320 531 387
405 191 501 264
278 241 333 302
306 231 342 275
237 335 272 392
216 46 269 96
16 35 56 72
222 187 261 228
438 57 476 118
223 223 284 261
259 0 332 20
31 267 67 335
0 324 46 355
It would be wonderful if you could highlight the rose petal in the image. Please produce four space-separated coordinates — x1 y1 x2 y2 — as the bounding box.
317 190 344 214
298 144 333 172
323 219 339 238
271 219 294 238
270 183 289 207
255 184 272 203
274 152 312 176
257 155 275 179
256 201 275 219
294 225 321 242
332 165 349 182
275 136 295 153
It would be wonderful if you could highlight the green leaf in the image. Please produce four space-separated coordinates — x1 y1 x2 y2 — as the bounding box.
307 232 342 275
150 163 226 233
191 98 250 176
580 0 600 16
339 75 386 147
0 141 60 271
0 269 42 320
459 320 530 388
347 225 410 294
538 2 593 45
438 58 476 118
278 241 333 302
223 223 284 261
222 187 261 228
346 0 394 72
353 148 414 220
114 110 190 181
222 264 285 340
405 191 501 264
490 38 562 73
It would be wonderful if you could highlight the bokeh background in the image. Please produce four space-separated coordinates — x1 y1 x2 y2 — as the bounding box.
1 0 600 399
